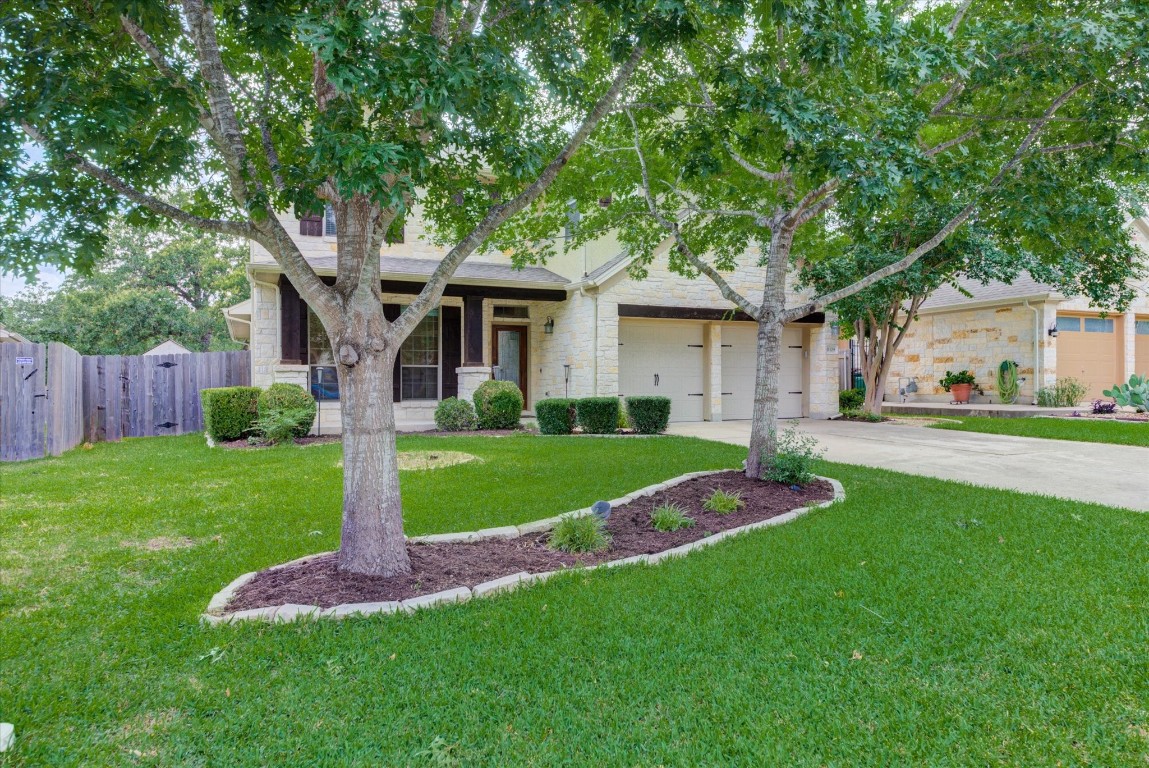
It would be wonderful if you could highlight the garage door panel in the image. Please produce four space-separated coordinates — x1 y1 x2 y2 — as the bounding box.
619 321 704 422
1056 314 1118 400
721 326 803 420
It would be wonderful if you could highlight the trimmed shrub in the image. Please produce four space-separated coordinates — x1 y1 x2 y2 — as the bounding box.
473 380 523 429
625 396 671 434
535 398 576 435
650 503 695 532
576 397 620 434
839 387 864 411
434 397 477 431
201 386 260 442
257 383 316 438
548 513 611 553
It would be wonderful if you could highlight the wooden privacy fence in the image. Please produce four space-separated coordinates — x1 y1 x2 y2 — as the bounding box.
0 344 249 461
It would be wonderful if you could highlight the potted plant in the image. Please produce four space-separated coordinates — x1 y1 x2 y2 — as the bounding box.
940 370 977 404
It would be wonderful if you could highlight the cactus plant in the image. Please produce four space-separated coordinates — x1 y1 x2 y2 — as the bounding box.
996 360 1020 404
1103 374 1149 413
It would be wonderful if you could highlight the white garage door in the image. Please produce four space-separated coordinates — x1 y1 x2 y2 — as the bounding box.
619 321 705 422
721 325 804 420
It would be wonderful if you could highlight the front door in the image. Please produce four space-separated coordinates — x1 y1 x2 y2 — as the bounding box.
492 325 528 403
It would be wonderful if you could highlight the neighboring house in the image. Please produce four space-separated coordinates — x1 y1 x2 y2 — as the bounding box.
226 206 840 430
0 328 30 344
142 339 192 356
885 218 1149 403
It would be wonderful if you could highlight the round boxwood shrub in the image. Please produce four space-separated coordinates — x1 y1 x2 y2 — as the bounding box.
257 383 316 438
624 395 671 434
434 397 477 431
473 380 523 429
576 397 620 434
535 398 576 435
201 386 261 442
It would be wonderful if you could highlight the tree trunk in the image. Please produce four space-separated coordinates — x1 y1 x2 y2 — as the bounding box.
333 300 411 578
745 311 783 479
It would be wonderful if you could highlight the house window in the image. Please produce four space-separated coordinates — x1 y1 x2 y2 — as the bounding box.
1056 316 1081 333
493 306 529 319
300 213 323 237
1084 317 1114 333
307 308 339 400
1136 320 1149 335
324 205 336 236
401 308 439 400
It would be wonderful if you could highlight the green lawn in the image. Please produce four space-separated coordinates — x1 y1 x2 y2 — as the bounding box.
927 415 1149 447
2 434 1148 766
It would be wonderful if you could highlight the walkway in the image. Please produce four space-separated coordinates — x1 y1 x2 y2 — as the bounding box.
667 419 1149 512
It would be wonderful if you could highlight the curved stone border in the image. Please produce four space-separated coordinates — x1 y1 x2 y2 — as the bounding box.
202 472 845 626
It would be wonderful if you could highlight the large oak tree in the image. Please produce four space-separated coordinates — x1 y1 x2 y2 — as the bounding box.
536 0 1148 477
0 0 697 576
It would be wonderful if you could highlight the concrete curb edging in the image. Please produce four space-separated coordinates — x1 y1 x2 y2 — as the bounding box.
202 473 844 625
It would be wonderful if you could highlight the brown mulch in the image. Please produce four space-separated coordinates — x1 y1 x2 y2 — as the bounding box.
218 435 341 449
226 471 833 610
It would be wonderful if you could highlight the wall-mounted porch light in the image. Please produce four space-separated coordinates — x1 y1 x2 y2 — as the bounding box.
1048 323 1059 338
543 316 555 334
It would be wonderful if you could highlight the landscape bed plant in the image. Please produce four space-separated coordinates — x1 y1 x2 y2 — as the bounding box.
255 383 316 442
535 398 577 435
434 397 478 432
201 386 261 442
577 397 621 435
473 380 524 430
1036 377 1088 408
650 502 695 532
625 396 672 434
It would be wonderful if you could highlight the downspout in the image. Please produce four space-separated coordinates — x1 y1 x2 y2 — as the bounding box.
1023 300 1041 405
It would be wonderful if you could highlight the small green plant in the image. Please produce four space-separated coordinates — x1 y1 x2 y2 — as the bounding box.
535 398 576 434
548 513 611 553
257 383 316 438
703 488 744 514
576 397 620 434
764 422 824 486
839 387 865 411
996 360 1020 404
939 370 977 392
650 502 695 532
618 400 631 430
1036 377 1088 407
473 380 523 429
251 407 313 444
625 395 672 434
434 397 477 431
1103 374 1149 412
840 408 883 422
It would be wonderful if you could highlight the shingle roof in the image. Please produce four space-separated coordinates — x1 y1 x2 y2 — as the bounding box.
584 251 633 284
920 274 1055 311
302 255 569 287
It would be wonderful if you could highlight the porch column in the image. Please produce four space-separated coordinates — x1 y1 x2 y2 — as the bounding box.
457 295 491 403
1123 308 1137 381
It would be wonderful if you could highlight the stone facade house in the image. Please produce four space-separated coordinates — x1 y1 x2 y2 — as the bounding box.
225 205 840 430
883 218 1149 404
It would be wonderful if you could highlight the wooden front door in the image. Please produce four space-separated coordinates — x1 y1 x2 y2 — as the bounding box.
491 325 528 403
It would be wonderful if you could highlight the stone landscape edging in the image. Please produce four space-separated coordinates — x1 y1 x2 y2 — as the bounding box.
201 471 845 626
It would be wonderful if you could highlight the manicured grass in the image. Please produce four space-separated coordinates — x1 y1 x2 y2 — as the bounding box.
928 415 1149 447
3 433 1148 766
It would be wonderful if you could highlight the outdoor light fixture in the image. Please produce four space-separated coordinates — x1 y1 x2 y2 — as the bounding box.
544 316 555 334
1048 323 1059 337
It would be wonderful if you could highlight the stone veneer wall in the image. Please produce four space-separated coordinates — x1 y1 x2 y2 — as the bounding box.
885 301 1059 403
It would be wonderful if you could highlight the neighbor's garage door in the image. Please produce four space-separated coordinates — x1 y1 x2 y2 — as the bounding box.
1056 314 1118 400
721 325 804 420
619 321 704 422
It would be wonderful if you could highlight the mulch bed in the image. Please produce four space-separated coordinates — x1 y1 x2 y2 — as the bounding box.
227 471 833 610
219 435 341 449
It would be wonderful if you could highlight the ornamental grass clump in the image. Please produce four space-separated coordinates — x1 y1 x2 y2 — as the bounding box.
650 503 695 532
548 514 611 553
763 423 824 487
703 488 744 515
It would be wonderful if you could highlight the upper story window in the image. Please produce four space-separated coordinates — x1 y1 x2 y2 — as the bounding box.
1136 320 1149 336
300 205 406 243
324 205 336 236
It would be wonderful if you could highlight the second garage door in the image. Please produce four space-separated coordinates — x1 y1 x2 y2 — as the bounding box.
722 325 804 420
619 321 705 422
1056 314 1119 400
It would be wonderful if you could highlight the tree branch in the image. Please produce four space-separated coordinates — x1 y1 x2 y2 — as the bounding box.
626 111 763 321
388 44 650 341
947 0 975 36
923 127 979 157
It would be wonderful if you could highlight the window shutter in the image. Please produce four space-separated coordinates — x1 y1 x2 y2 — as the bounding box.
384 303 402 402
441 305 461 399
300 214 323 237
278 276 307 363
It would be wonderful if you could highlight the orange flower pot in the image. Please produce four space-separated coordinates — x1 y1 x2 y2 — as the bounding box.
950 383 973 404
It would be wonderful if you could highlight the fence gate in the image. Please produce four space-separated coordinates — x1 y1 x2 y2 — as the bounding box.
0 343 48 461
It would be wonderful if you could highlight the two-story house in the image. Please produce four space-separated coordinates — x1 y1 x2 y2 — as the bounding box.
223 205 841 431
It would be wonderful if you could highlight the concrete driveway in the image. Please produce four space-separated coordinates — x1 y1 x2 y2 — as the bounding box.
667 419 1149 511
